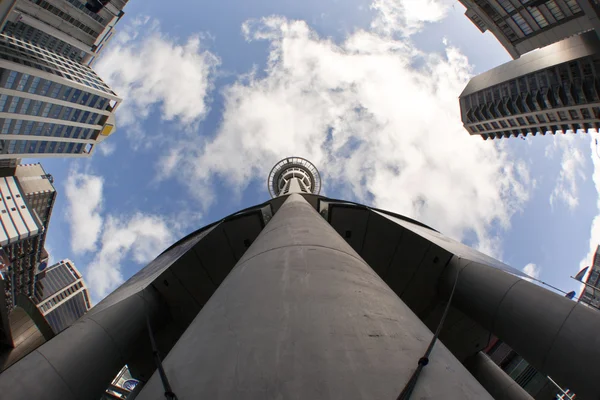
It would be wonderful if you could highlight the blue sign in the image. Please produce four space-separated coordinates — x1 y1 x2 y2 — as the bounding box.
38 261 48 272
123 380 139 391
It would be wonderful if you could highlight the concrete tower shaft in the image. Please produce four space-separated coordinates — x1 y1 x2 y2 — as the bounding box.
268 157 321 198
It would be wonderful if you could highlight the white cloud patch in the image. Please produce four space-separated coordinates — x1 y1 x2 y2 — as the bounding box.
523 262 541 280
86 213 175 300
97 140 116 156
578 131 600 291
370 0 454 37
159 12 530 257
64 171 104 254
64 170 178 300
548 135 586 210
95 16 220 139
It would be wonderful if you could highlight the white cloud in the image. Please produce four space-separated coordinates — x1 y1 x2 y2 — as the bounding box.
523 262 541 280
370 0 454 37
97 140 116 156
95 16 220 139
64 170 104 254
549 134 586 210
159 12 530 257
64 170 179 300
86 213 175 299
578 131 600 291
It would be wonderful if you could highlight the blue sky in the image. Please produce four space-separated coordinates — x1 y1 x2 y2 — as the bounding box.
30 0 600 302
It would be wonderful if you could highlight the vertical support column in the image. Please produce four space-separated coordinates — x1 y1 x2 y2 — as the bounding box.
0 286 165 400
442 258 600 399
137 194 493 400
464 352 534 400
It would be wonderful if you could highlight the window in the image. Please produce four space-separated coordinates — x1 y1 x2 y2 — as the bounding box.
27 77 40 94
51 105 61 118
33 100 44 117
528 7 548 28
5 71 17 89
2 119 12 134
16 73 29 91
497 0 515 13
19 98 31 114
546 0 565 20
0 95 8 111
13 120 22 134
24 121 33 135
564 0 581 14
41 104 52 117
62 87 72 100
71 109 81 122
512 14 533 35
49 84 61 98
7 97 19 113
40 80 51 95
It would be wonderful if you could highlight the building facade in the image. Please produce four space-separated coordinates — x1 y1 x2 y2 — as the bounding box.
33 259 90 333
578 244 600 307
459 0 600 58
0 162 54 348
0 32 120 158
459 30 600 140
0 0 128 65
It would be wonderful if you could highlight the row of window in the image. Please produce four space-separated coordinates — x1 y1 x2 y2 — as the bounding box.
63 0 107 25
0 45 111 96
28 0 100 37
0 118 96 140
4 139 88 155
462 58 600 111
3 22 85 62
39 280 84 313
44 292 88 333
0 34 115 95
469 106 598 133
0 94 104 124
464 82 596 124
2 69 110 109
478 0 583 42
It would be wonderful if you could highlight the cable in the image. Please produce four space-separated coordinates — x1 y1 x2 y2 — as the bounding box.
396 266 461 400
143 289 178 400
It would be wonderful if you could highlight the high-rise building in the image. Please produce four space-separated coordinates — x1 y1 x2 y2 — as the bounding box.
0 32 121 158
483 338 563 399
459 0 600 59
578 244 600 307
0 0 128 65
2 157 600 400
459 30 600 140
0 172 44 303
32 259 90 333
0 162 54 350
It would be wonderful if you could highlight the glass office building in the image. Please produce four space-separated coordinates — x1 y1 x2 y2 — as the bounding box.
2 0 129 66
0 32 121 158
33 259 90 333
459 0 599 58
459 30 600 140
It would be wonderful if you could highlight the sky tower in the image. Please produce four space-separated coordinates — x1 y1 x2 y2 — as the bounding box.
2 158 600 400
268 156 321 197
